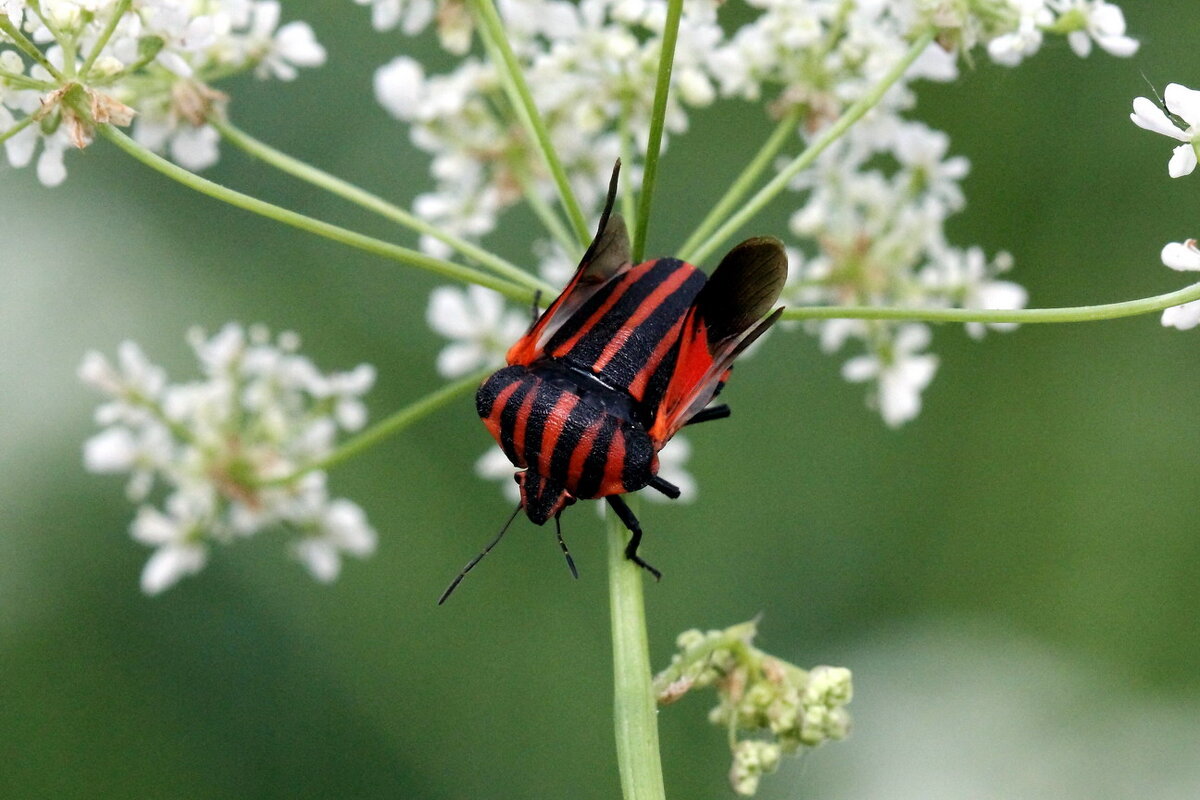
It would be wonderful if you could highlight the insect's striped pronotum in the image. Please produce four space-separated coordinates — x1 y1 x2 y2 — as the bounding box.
439 162 787 603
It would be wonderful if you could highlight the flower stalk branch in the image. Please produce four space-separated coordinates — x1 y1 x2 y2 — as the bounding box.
98 124 534 302
0 12 64 79
468 0 591 245
212 118 552 295
262 367 491 486
683 29 937 264
678 107 802 258
780 279 1200 324
632 0 684 264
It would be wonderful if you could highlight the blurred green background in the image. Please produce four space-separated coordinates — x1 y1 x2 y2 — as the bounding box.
3 3 1200 798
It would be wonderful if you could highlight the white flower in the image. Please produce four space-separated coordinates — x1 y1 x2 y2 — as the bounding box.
1159 239 1200 330
1131 83 1200 178
427 285 528 378
0 0 326 179
986 14 1047 67
842 324 939 428
1049 0 1138 58
131 497 211 595
292 499 377 582
81 324 378 592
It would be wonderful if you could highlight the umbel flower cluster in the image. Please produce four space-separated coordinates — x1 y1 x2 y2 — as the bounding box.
0 0 324 183
53 0 1185 594
654 620 853 796
80 324 377 594
375 0 1137 503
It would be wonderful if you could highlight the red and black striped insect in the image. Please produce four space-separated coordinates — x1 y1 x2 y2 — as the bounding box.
439 162 787 603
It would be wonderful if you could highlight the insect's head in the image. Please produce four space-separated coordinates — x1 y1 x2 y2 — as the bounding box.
515 471 575 525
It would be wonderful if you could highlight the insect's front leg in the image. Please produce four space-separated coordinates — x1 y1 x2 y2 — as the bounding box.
606 495 662 581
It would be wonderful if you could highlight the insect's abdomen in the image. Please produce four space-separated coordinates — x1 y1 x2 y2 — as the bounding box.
476 365 656 499
543 258 706 413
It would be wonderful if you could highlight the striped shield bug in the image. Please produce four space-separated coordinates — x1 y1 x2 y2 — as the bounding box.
439 162 787 603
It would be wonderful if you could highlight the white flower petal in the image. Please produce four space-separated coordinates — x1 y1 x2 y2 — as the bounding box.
141 543 207 595
1161 241 1200 272
1165 83 1200 127
83 427 138 473
1130 97 1188 141
1168 144 1197 178
1161 299 1200 331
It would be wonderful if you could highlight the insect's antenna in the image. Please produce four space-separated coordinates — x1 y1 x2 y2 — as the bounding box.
554 513 579 579
437 502 523 605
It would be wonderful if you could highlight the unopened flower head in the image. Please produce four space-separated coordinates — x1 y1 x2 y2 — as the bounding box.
0 0 325 183
80 323 377 594
654 620 853 796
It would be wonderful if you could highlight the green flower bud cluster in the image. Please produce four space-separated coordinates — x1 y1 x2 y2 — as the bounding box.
653 621 853 796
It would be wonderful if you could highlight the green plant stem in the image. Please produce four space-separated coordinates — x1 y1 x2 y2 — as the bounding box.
79 0 131 77
687 29 936 265
781 280 1200 325
677 108 802 261
98 124 534 303
0 114 36 145
0 68 54 90
261 368 490 486
607 503 667 800
0 14 64 80
509 156 580 257
617 103 640 246
632 0 683 265
469 0 591 245
212 118 552 295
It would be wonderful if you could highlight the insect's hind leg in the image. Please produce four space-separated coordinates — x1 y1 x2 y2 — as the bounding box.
685 404 731 426
605 495 662 581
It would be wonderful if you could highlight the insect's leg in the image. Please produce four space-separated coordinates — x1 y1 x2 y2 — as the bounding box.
554 513 579 579
648 475 681 499
606 495 662 581
684 404 731 426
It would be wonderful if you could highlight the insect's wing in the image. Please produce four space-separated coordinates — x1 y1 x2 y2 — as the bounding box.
647 237 788 448
506 162 633 365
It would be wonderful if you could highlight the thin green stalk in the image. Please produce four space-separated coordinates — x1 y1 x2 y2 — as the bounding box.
469 0 591 244
510 156 580 256
212 118 552 295
0 68 54 90
617 103 640 246
632 0 683 264
0 14 64 80
79 0 131 77
677 107 802 260
607 503 667 800
98 124 534 303
261 369 490 486
780 279 1200 325
0 114 36 145
27 1 74 77
688 30 936 265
